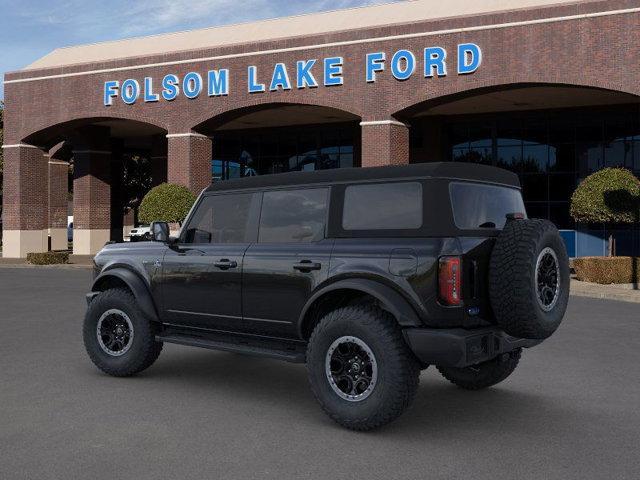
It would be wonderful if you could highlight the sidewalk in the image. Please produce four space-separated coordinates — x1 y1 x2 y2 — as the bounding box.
571 279 640 304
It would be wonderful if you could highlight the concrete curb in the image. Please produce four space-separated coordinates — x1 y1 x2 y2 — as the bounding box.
570 279 640 304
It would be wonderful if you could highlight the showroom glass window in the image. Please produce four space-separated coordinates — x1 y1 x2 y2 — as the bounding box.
212 123 358 181
432 105 640 229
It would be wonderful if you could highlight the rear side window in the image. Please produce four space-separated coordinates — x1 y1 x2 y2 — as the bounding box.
342 182 423 230
449 182 526 230
259 188 328 243
184 193 259 244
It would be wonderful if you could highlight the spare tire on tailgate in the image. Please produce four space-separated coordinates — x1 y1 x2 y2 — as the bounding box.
489 218 570 340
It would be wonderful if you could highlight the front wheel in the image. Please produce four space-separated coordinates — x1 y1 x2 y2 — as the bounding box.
307 305 420 431
83 288 163 376
437 349 522 390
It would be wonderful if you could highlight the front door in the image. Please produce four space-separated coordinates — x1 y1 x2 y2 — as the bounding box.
160 192 261 332
242 187 332 338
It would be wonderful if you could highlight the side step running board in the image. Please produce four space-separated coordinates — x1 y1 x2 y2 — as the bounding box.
156 333 307 363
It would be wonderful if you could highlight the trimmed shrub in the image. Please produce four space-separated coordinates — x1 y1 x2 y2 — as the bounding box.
138 183 196 225
573 256 640 284
27 251 69 265
570 168 640 224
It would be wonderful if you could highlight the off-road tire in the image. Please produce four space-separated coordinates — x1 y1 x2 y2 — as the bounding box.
307 305 420 431
83 288 163 376
489 218 570 339
437 348 522 390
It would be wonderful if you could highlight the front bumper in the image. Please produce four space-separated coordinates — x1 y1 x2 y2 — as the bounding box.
403 326 541 368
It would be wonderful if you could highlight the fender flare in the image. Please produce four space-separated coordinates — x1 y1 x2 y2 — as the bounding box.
297 278 422 337
91 268 159 322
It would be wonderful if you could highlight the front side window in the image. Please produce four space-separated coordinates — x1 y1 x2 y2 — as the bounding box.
183 193 258 244
259 188 328 243
342 182 423 230
450 182 526 230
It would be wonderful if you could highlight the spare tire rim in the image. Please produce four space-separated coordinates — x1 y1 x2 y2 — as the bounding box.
535 247 560 312
325 336 378 402
96 309 134 356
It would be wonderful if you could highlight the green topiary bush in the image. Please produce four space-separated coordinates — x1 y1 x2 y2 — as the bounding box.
570 168 640 224
27 251 69 265
138 183 197 225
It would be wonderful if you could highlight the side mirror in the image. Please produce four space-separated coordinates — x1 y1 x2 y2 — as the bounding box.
150 221 170 243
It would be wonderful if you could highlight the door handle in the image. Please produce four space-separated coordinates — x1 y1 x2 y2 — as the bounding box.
213 259 238 269
293 260 322 272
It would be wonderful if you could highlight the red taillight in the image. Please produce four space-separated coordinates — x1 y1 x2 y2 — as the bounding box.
438 256 462 306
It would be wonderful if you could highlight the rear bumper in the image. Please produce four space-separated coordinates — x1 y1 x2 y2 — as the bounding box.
403 326 541 368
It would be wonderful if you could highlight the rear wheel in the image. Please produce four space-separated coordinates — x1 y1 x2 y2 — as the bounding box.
83 288 162 376
437 349 521 390
307 305 420 431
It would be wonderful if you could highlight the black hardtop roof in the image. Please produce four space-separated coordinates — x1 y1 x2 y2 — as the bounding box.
204 162 520 193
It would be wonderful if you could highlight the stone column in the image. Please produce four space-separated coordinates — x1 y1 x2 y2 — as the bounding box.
150 134 168 187
72 148 112 255
1 144 49 258
360 120 410 168
110 144 124 243
48 159 69 251
167 133 212 194
71 126 112 255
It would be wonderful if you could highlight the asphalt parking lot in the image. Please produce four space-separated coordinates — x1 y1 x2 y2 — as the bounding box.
1 268 639 480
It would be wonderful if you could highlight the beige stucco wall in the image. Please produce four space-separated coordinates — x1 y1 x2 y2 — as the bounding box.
2 230 48 258
73 229 110 255
49 228 68 251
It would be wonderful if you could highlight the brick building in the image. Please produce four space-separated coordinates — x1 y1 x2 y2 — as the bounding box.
2 0 640 257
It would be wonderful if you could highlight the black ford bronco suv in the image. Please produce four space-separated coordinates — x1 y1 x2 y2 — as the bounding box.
83 162 570 430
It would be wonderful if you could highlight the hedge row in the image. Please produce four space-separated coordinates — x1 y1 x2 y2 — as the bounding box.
27 251 69 265
573 256 640 284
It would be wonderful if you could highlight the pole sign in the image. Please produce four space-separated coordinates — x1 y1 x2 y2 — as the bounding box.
104 43 481 106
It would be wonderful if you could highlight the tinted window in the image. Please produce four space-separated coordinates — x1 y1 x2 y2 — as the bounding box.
259 188 328 243
184 193 258 244
342 182 423 230
450 182 526 230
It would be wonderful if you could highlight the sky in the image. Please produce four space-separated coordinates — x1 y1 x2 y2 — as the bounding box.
0 0 398 100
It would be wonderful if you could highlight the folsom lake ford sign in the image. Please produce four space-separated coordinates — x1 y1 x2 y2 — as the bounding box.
103 43 482 106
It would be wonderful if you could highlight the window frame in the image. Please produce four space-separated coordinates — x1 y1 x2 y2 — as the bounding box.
341 181 424 232
179 191 262 245
256 186 331 244
448 181 527 231
330 180 432 238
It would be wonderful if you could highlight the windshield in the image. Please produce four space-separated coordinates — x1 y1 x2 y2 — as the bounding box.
449 182 526 230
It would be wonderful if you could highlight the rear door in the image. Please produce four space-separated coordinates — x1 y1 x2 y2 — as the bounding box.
160 192 260 332
242 187 333 338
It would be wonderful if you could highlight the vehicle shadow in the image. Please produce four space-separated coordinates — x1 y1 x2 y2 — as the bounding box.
133 347 576 436
387 379 575 437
